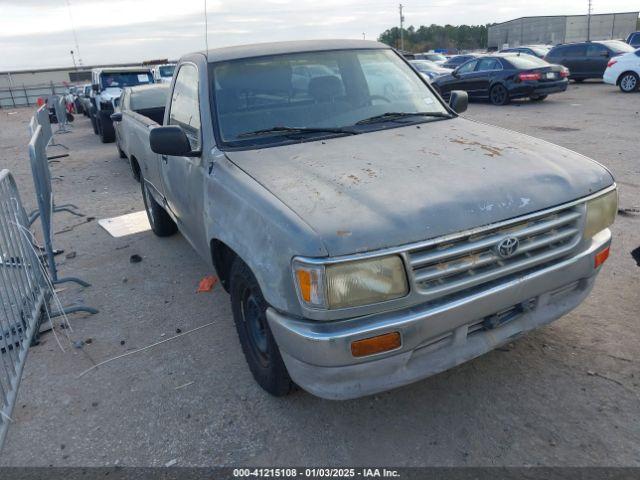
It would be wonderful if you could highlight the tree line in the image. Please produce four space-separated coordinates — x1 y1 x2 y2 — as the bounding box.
378 24 490 53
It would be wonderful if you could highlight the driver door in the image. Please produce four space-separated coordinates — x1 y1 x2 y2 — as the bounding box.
159 63 206 249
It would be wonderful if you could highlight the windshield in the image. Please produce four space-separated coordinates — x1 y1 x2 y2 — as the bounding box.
505 55 550 69
211 48 447 147
159 65 175 78
425 53 447 62
100 72 153 89
410 60 440 72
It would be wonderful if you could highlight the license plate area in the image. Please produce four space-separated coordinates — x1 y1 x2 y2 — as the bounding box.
545 72 556 80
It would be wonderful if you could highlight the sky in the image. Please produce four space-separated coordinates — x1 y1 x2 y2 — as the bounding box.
0 0 638 70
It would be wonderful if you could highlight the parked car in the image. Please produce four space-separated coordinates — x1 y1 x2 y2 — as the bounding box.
78 84 92 117
110 84 169 175
545 40 636 81
433 53 569 105
627 31 640 48
89 67 154 143
409 59 452 80
128 39 615 400
499 45 551 58
414 52 448 65
152 63 176 83
603 48 640 92
442 54 478 69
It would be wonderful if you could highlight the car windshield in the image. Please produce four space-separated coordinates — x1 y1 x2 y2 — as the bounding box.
505 55 550 69
602 41 636 53
410 60 440 72
425 53 446 62
100 72 153 89
211 48 448 147
159 65 175 77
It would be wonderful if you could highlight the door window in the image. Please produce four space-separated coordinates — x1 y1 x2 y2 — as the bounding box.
169 64 201 151
457 60 478 74
563 45 587 57
476 58 501 72
586 44 608 57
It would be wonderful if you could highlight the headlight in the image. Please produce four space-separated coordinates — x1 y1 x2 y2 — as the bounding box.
294 255 409 310
584 189 617 239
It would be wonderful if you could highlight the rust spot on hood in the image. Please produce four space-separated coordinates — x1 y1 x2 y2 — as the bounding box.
451 138 503 157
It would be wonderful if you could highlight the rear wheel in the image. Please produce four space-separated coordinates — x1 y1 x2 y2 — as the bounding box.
230 258 294 397
530 94 547 102
618 72 639 93
489 84 509 106
141 175 177 237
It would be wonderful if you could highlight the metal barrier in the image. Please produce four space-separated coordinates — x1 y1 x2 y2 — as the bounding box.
0 169 50 448
28 125 94 296
51 95 71 134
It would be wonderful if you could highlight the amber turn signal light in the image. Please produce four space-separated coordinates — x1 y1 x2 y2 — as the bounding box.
594 246 610 269
351 332 401 357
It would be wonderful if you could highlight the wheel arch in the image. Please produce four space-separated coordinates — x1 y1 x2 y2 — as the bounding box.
210 238 239 293
617 70 638 85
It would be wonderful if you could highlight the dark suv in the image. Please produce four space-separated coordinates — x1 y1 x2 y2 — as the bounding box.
627 32 640 48
545 40 636 81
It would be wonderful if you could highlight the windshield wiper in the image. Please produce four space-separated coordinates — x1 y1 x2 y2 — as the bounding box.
355 111 452 125
236 126 357 139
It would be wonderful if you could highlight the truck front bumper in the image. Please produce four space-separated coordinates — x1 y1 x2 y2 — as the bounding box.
267 231 611 400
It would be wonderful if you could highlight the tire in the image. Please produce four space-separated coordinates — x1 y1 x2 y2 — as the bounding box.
90 108 99 134
618 72 639 93
230 257 294 397
117 142 127 159
489 84 510 106
141 175 177 237
573 78 585 83
530 94 548 102
99 111 115 143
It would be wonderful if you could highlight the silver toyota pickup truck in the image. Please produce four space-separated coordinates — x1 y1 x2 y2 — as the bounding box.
126 40 617 400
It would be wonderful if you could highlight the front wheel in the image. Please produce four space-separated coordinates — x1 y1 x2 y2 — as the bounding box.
230 258 293 397
489 84 510 106
619 72 639 93
141 175 177 237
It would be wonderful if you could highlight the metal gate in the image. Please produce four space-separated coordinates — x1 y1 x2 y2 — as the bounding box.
0 169 49 447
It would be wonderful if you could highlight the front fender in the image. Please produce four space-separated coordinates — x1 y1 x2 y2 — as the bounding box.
204 154 328 315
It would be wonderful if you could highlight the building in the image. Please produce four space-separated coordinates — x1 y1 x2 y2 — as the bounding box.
488 12 639 49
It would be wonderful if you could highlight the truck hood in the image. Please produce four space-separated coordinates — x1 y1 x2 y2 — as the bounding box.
99 87 122 102
226 117 614 257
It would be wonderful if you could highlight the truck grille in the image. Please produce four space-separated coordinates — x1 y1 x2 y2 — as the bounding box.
407 206 584 301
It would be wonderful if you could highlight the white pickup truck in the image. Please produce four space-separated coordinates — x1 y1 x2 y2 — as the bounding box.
114 40 616 400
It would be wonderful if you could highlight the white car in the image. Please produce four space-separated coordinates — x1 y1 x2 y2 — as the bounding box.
603 49 640 92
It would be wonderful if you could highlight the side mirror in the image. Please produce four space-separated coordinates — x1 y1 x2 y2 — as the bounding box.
110 112 122 122
449 90 468 114
451 69 460 78
92 84 99 92
149 126 199 157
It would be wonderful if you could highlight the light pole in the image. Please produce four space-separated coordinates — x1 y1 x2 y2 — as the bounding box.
362 32 366 40
399 3 405 51
586 0 592 41
70 50 77 69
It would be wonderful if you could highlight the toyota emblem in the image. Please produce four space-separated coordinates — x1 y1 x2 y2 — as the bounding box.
496 236 519 258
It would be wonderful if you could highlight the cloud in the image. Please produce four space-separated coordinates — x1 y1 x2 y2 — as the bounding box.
0 0 638 70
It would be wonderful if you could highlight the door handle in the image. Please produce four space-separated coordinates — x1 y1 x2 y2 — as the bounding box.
161 155 168 164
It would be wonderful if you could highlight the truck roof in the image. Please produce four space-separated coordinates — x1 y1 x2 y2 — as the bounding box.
198 39 390 63
92 67 152 74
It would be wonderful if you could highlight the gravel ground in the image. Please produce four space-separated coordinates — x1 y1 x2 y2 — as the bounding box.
0 81 638 467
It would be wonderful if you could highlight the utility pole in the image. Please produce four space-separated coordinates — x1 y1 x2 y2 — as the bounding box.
362 32 366 40
399 3 405 51
70 50 77 69
587 0 592 41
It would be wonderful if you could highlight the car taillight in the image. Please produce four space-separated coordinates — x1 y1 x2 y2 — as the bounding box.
560 68 570 78
607 59 617 68
518 72 541 81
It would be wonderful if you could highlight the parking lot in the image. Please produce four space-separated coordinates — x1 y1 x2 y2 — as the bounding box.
0 81 638 467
